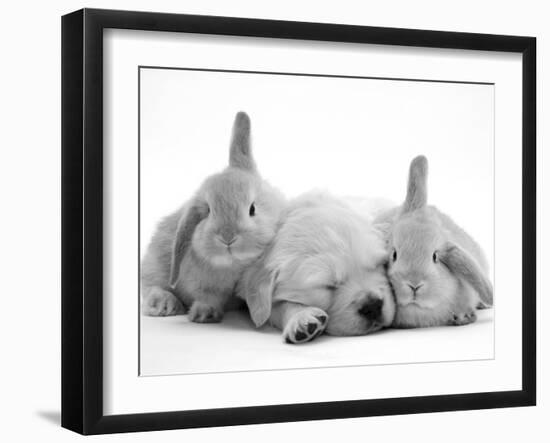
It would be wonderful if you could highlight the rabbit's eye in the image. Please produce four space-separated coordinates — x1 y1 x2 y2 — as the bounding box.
392 250 397 262
433 251 438 263
249 203 256 217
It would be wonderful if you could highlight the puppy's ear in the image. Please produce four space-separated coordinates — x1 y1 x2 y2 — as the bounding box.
229 111 256 172
440 242 493 306
169 202 208 287
403 155 428 213
240 256 276 327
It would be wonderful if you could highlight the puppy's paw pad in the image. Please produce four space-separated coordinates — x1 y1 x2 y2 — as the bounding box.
306 322 317 334
142 289 184 317
449 310 477 326
189 302 223 323
283 308 328 344
315 315 328 325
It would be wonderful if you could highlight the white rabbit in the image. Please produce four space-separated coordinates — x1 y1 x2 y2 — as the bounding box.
375 155 493 328
237 192 395 344
141 112 286 323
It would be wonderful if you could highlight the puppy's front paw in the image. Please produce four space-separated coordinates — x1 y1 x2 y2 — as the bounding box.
189 301 223 323
142 288 185 316
283 308 328 344
448 309 477 326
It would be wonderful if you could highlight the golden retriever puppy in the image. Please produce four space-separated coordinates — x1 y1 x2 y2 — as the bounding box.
238 192 395 344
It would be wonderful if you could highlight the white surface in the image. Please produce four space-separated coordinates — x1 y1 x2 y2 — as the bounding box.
105 26 520 416
140 310 495 376
0 1 547 442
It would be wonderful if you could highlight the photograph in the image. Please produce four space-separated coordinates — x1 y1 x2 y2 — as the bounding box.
138 66 495 376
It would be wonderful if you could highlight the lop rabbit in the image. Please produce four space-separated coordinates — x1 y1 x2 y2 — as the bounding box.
375 155 493 328
141 112 285 322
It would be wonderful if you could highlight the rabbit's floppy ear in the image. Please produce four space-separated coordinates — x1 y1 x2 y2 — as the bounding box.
440 242 493 306
403 155 428 213
240 256 277 327
169 202 208 288
229 111 256 172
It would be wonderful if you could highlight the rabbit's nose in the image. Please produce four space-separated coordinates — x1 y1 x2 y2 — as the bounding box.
219 230 237 246
220 235 237 246
358 297 383 321
407 283 424 293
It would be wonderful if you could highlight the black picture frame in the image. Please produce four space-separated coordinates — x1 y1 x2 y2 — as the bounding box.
61 8 536 435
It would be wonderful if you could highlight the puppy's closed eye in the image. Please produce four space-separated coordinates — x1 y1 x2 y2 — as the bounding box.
324 282 342 291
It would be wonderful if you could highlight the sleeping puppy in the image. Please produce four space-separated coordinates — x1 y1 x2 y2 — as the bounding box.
237 192 396 344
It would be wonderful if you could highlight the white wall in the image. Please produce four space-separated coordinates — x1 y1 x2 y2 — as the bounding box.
0 0 545 441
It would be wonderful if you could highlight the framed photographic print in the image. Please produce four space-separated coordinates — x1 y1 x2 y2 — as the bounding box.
61 8 536 435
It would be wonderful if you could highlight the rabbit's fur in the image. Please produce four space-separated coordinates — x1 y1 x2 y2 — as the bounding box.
375 156 493 328
237 192 396 344
141 112 285 322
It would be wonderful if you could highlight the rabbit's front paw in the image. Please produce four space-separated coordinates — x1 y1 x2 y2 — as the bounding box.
448 309 477 326
189 301 224 323
142 288 185 316
283 308 328 344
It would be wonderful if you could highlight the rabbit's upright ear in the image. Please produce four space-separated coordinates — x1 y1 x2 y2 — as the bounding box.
229 111 256 172
440 242 493 306
169 203 208 288
403 155 428 213
239 257 276 327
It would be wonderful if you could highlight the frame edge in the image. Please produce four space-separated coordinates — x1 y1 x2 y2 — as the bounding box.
61 8 85 435
521 36 537 406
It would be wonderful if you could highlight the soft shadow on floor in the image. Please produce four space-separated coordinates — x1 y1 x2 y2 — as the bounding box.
36 410 61 425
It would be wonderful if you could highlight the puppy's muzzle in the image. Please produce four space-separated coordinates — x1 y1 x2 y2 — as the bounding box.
358 296 384 322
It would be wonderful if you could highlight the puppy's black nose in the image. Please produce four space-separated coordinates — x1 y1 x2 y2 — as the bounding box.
359 297 383 321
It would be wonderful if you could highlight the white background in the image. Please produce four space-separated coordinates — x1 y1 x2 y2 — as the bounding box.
0 1 546 442
140 68 494 260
